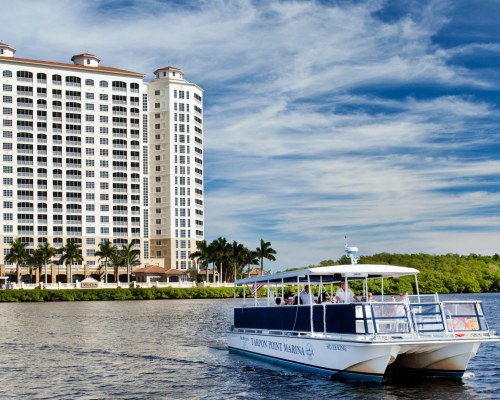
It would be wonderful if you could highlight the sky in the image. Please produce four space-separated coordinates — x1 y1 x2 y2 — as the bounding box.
1 0 500 270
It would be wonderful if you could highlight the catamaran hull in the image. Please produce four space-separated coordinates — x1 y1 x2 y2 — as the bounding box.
227 332 398 382
389 341 482 378
228 332 490 381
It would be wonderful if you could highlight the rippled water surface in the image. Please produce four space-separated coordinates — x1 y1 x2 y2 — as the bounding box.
0 293 498 399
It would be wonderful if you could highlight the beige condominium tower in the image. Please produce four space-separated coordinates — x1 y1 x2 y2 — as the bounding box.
0 42 204 283
148 67 204 271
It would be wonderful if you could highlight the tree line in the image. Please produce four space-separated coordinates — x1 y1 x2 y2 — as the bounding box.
305 252 500 294
190 237 277 283
5 238 140 285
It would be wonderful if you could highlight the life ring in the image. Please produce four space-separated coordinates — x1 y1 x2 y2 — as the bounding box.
452 317 471 336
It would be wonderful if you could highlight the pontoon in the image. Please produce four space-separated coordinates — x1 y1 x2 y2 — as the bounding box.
227 244 499 382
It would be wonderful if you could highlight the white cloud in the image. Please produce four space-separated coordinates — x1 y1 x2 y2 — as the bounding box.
2 0 499 268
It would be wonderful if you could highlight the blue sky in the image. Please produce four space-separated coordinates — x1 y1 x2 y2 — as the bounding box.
2 0 499 269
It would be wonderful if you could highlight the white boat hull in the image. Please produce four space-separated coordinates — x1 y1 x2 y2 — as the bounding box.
227 332 398 381
228 331 492 381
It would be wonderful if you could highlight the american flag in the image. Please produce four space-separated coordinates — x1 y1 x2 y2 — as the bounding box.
250 271 269 296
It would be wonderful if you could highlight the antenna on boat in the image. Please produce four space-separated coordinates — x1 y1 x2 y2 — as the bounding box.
344 236 359 265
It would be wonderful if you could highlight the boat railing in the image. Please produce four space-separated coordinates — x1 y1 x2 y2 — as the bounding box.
441 301 490 335
408 294 439 303
355 302 413 336
407 301 490 337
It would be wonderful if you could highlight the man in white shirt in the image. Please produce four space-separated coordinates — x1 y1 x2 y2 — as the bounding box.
335 280 360 303
299 285 314 305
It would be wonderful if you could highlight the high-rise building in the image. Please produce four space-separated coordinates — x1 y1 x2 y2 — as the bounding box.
148 67 204 271
0 42 204 283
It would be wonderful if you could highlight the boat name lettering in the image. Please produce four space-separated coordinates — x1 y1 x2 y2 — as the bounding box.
250 338 305 356
326 344 347 351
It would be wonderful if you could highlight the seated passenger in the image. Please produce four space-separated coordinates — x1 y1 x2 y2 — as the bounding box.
335 281 360 303
275 297 282 306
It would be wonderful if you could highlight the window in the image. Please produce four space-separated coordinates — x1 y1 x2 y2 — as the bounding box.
86 92 94 99
100 116 108 123
154 90 160 95
100 104 108 112
100 94 108 101
3 70 12 77
99 138 108 145
85 103 94 110
85 79 94 86
99 81 108 87
155 102 160 109
3 84 12 91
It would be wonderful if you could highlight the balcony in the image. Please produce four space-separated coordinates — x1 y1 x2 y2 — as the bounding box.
17 102 33 108
66 118 81 124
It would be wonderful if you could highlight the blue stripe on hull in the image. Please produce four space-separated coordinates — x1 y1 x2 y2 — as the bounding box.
228 347 384 383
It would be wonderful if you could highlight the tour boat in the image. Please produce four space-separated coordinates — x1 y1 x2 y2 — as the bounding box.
227 244 499 382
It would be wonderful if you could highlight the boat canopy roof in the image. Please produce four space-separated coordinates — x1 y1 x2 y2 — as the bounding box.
235 264 419 286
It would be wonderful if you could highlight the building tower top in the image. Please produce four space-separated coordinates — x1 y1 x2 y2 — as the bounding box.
0 42 16 57
153 66 184 80
71 52 101 67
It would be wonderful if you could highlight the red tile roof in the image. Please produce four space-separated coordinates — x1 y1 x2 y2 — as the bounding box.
1 56 145 77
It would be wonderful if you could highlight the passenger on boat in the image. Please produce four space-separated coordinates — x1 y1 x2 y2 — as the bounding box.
275 297 282 306
335 281 360 303
299 285 315 305
367 292 375 302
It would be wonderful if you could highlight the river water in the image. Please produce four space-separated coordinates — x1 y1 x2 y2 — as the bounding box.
0 293 498 399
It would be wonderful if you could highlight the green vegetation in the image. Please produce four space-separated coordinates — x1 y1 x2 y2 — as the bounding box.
304 253 500 295
190 237 276 282
0 286 251 303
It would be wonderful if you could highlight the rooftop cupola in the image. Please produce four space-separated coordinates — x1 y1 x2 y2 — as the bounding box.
153 66 184 80
71 53 101 67
0 42 16 57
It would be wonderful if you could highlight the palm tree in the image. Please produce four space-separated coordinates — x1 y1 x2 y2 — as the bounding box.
25 250 42 284
110 251 125 283
95 239 116 284
212 237 230 284
228 241 247 282
5 238 27 284
119 242 141 285
189 240 212 283
256 238 277 273
59 239 83 284
35 242 56 286
242 248 259 277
